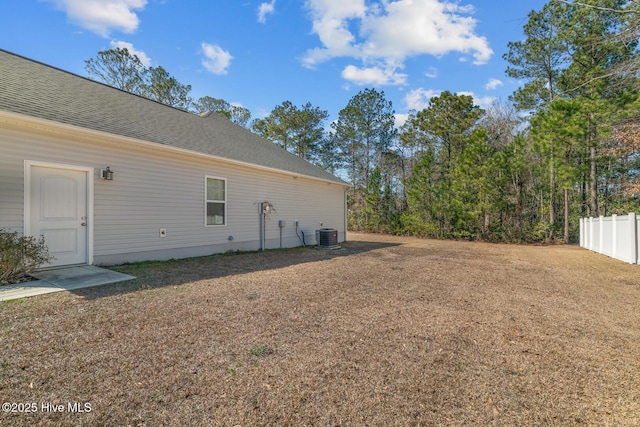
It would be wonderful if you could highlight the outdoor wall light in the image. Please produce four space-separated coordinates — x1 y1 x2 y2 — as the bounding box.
101 166 114 180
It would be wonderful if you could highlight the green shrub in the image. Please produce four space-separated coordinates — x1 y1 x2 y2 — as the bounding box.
0 230 53 285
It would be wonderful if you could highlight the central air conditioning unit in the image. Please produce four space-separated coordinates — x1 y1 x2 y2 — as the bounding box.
316 228 340 249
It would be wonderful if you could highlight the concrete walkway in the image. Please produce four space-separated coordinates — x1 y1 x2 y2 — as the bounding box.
0 265 135 302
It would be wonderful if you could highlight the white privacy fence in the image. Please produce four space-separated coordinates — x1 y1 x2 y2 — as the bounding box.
580 213 639 264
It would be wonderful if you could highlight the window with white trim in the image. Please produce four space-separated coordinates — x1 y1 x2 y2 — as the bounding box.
206 176 226 226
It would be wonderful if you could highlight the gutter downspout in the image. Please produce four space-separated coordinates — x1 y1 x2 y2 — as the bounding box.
344 186 348 242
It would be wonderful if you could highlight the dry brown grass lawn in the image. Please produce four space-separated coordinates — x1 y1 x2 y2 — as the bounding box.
1 233 640 426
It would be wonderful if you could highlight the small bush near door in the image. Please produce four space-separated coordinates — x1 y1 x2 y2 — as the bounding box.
0 229 53 285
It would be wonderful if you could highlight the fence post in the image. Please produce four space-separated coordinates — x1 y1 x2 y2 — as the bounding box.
589 217 593 251
630 212 637 264
599 216 604 253
579 218 583 247
612 214 617 259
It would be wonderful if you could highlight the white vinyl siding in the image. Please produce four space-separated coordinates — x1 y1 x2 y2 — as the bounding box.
1 115 348 265
205 176 226 226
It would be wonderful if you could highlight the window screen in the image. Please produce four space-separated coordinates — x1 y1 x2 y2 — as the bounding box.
206 177 226 226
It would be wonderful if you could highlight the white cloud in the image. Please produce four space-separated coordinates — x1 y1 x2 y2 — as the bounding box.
394 113 409 129
341 64 407 86
200 42 233 75
110 40 151 66
302 0 493 85
474 95 497 108
359 0 492 64
301 0 367 68
257 0 276 23
457 91 496 108
45 0 146 37
405 88 496 112
404 88 441 111
485 78 503 90
425 67 438 79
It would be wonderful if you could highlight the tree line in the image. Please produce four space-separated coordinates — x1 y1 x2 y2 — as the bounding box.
86 0 640 244
85 48 252 126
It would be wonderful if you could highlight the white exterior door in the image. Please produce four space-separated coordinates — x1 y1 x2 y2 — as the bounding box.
30 165 88 266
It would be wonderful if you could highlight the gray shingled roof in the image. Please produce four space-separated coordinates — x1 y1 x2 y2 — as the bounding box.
0 49 347 185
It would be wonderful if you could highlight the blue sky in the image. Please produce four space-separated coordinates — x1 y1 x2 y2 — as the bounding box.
1 0 548 126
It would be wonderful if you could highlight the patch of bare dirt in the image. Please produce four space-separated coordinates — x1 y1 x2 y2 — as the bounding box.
1 233 639 426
